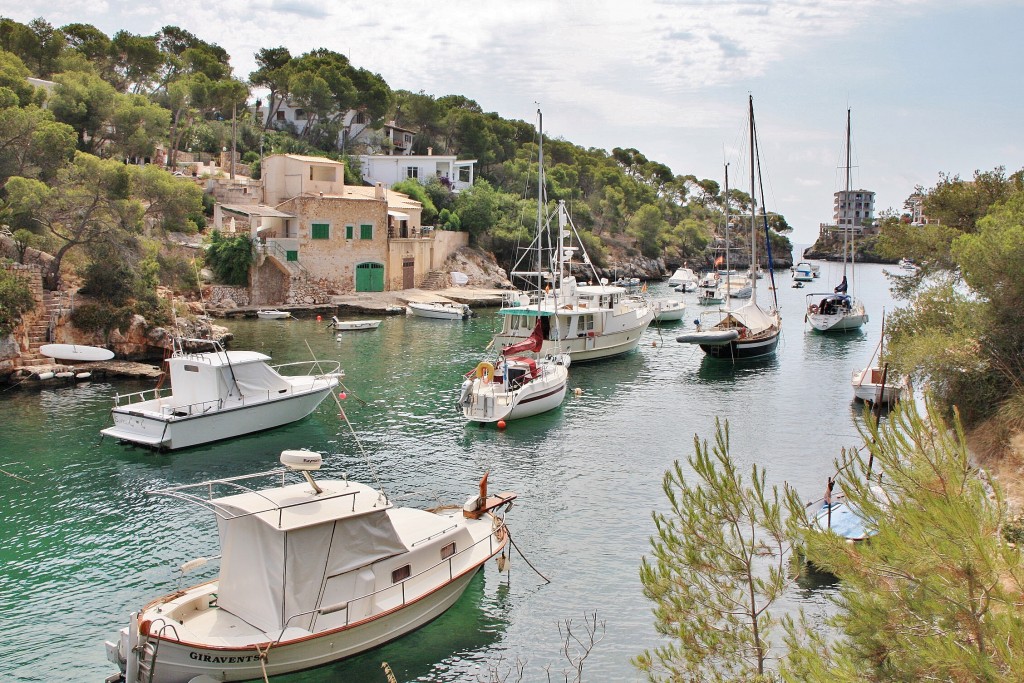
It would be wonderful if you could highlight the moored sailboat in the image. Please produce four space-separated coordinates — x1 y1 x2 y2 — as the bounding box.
678 97 782 360
460 109 569 423
805 109 869 333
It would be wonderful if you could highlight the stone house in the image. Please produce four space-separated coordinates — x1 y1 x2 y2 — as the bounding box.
212 154 467 305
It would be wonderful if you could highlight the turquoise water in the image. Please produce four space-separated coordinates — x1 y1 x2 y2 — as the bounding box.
0 261 898 682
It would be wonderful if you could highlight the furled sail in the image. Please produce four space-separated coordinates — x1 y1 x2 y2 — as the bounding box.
501 318 544 356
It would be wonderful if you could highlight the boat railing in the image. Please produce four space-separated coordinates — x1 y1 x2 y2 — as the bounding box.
271 359 343 381
112 388 224 416
111 386 167 406
148 469 363 527
274 519 507 642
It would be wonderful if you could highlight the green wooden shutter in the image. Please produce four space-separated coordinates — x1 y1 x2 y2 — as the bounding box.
286 250 298 261
311 223 329 239
345 224 354 240
360 223 373 240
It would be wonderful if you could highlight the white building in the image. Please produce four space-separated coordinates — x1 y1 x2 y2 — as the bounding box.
358 151 476 193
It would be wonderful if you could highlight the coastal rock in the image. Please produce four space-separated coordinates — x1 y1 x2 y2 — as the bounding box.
443 247 512 289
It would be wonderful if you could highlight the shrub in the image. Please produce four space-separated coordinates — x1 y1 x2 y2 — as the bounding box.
205 231 253 285
0 269 36 336
70 301 133 334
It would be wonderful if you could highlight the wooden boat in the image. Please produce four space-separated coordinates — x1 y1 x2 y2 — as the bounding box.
406 301 472 320
328 316 382 331
256 309 290 320
460 111 569 424
678 102 782 361
105 452 515 683
100 337 342 450
851 312 908 405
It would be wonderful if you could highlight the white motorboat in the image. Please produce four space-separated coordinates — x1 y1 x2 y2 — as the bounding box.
898 258 918 272
805 110 869 333
679 104 782 362
697 273 725 305
652 298 687 322
406 301 472 320
328 316 382 331
100 337 342 450
256 309 290 320
792 262 814 282
460 111 570 424
667 267 698 290
105 451 515 683
492 202 653 362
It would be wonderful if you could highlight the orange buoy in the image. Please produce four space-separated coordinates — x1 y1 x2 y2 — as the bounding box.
497 420 507 429
338 392 347 399
316 315 322 322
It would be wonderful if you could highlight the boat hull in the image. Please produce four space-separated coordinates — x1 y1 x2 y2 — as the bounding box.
331 320 382 331
406 303 469 320
461 367 568 423
700 331 780 359
807 311 868 332
117 568 483 683
851 368 904 404
653 302 687 322
101 385 337 450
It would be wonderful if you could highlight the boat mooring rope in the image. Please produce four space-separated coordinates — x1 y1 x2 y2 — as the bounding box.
505 527 551 584
255 642 272 683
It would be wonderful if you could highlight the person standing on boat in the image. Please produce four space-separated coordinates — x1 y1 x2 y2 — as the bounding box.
834 275 848 294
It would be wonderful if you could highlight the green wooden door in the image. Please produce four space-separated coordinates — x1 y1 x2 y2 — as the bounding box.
355 262 385 292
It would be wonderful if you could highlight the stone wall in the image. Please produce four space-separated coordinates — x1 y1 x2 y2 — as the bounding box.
206 284 251 309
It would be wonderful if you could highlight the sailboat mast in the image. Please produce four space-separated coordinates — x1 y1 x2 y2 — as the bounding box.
536 109 545 297
846 108 855 294
842 108 850 283
748 95 757 302
724 162 731 299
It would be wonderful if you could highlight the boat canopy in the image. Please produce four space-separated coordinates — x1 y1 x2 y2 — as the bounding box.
721 300 778 336
496 308 553 317
214 479 406 633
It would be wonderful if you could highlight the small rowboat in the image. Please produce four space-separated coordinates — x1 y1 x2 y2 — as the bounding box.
256 309 290 320
328 317 382 331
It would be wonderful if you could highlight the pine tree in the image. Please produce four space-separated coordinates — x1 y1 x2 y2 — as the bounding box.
783 398 1024 682
636 419 792 682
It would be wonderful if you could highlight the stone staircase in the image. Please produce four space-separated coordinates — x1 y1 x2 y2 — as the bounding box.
21 289 66 366
419 270 449 290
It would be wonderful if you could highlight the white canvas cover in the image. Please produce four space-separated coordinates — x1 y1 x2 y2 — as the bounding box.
167 358 230 407
229 359 293 398
722 299 778 335
214 480 406 634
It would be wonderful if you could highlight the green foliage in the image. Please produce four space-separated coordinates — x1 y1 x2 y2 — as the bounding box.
204 230 252 285
69 300 132 334
437 208 461 231
0 267 35 335
79 247 137 305
626 204 668 259
390 179 437 224
637 419 793 682
784 397 1024 682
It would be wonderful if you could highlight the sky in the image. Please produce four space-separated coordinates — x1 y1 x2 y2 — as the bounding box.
6 0 1023 245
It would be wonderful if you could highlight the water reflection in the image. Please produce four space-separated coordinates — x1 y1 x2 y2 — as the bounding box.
697 353 780 383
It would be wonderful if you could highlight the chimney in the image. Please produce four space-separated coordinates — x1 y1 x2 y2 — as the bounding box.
427 147 433 156
375 182 385 199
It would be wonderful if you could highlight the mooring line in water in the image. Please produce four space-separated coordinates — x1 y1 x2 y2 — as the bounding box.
506 528 551 584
